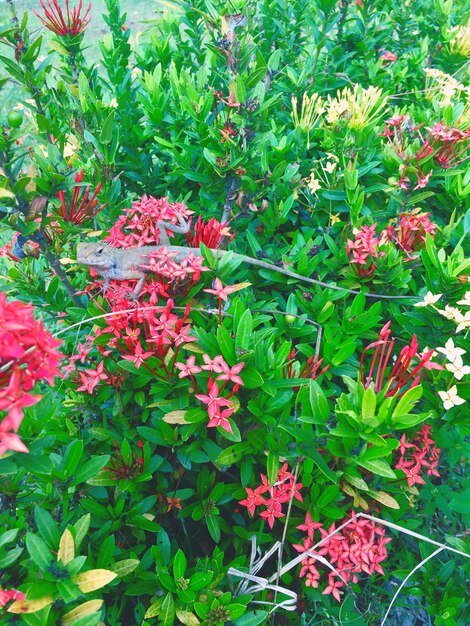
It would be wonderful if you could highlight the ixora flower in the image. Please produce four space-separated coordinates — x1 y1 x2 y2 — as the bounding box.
0 294 63 455
360 321 434 396
394 424 440 487
35 0 91 37
438 385 465 410
446 356 470 380
0 588 25 607
54 171 105 224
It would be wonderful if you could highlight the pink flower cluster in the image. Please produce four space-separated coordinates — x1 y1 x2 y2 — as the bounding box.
346 225 381 277
382 115 470 190
34 0 91 37
175 354 245 433
360 321 435 397
395 424 440 487
294 512 390 601
239 464 303 528
0 294 63 455
0 587 25 607
106 195 193 248
67 300 196 393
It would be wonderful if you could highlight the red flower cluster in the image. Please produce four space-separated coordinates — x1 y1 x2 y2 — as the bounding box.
175 353 245 433
106 195 192 248
346 224 381 277
0 588 25 607
381 115 470 190
54 171 105 224
385 211 437 258
0 294 63 455
106 440 144 480
347 210 437 275
284 348 329 386
360 321 434 397
425 123 470 169
294 512 390 601
395 424 440 487
239 464 303 528
34 0 91 37
186 215 235 249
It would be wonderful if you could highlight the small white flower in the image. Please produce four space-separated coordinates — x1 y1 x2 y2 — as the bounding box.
437 305 461 321
438 385 466 410
436 338 466 363
446 356 470 380
457 291 470 307
307 174 321 193
324 161 337 173
455 310 470 333
414 292 442 307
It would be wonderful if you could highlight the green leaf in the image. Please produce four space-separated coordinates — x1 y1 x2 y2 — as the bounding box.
233 610 269 626
74 514 90 549
100 110 115 144
62 440 84 478
72 456 110 485
18 455 52 476
235 309 253 351
362 386 377 420
160 592 175 626
304 448 338 483
309 380 330 422
173 549 187 579
267 452 279 486
241 367 264 389
392 385 422 418
216 443 252 466
26 533 53 571
34 507 60 550
206 515 221 543
356 458 396 479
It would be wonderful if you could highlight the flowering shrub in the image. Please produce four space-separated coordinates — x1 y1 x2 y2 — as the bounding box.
0 0 469 625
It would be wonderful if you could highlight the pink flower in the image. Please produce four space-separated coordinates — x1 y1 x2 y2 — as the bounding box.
0 588 25 607
203 278 240 302
216 361 245 386
76 361 108 394
207 407 235 433
121 343 153 368
297 511 323 541
195 379 233 418
322 575 345 602
380 51 398 64
0 414 29 456
186 215 235 249
239 485 268 516
175 356 203 378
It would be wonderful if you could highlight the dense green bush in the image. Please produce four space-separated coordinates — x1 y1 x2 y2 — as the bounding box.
0 0 469 624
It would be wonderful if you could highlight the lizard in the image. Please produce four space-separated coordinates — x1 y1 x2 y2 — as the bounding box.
76 216 416 301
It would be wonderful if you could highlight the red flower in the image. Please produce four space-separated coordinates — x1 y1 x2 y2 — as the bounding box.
55 171 105 224
0 588 25 607
360 321 434 396
0 294 63 453
35 0 91 37
186 215 235 249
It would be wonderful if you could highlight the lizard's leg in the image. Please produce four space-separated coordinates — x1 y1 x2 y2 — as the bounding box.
156 213 190 246
131 274 147 299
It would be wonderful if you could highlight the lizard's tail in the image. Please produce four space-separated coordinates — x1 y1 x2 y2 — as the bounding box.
220 251 416 301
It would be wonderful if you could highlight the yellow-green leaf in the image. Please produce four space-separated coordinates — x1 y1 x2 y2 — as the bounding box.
110 559 140 577
72 569 117 593
163 410 188 424
145 600 163 619
0 188 15 199
369 490 400 509
62 599 104 625
8 596 53 614
58 529 75 565
176 609 200 625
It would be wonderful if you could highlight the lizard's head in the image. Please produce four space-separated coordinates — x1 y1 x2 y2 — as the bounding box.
76 242 113 269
